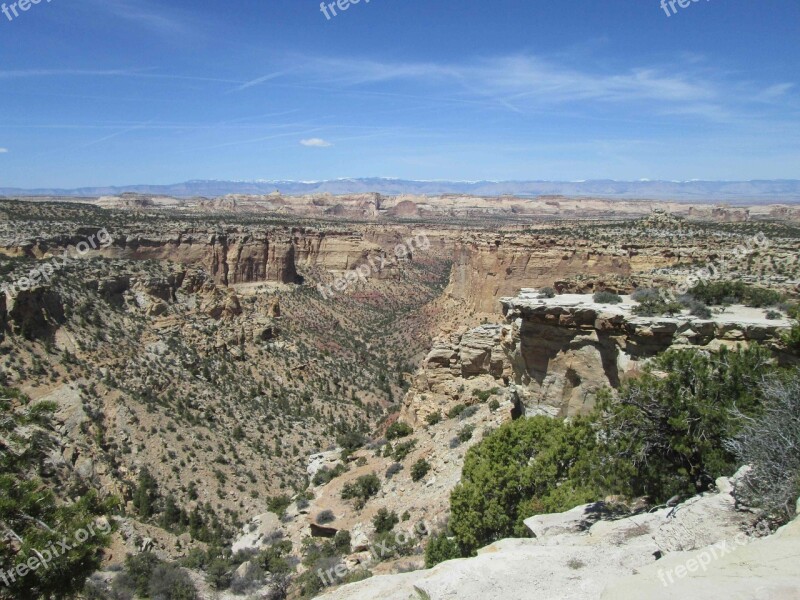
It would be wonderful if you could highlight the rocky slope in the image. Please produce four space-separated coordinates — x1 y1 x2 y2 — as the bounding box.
315 469 800 600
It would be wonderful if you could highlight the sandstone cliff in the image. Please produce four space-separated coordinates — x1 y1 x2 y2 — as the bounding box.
403 290 794 420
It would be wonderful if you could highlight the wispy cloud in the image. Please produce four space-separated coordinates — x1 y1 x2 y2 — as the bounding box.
80 0 190 37
279 53 797 121
0 69 241 85
300 138 333 148
231 72 284 93
0 148 8 153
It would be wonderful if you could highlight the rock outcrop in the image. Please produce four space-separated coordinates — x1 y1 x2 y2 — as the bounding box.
315 472 797 600
404 291 793 419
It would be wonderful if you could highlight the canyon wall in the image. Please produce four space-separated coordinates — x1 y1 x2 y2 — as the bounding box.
2 228 454 287
445 234 690 313
403 292 793 421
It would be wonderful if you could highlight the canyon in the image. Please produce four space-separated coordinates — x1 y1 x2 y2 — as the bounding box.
1 193 799 600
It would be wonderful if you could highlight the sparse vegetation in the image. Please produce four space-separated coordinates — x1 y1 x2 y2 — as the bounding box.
411 459 431 482
448 345 778 556
593 291 622 304
386 421 414 440
341 473 381 509
726 373 800 524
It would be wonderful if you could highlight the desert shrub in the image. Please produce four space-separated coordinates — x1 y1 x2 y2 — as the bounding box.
316 509 335 524
765 310 782 320
472 388 500 403
593 291 623 304
631 288 682 316
266 495 292 517
631 288 661 303
783 306 800 354
312 463 348 486
425 412 442 426
341 473 381 508
449 415 602 556
488 399 501 412
689 281 782 308
392 439 417 461
448 345 776 556
447 404 466 419
373 508 400 533
148 563 198 600
257 541 292 575
411 459 431 482
385 462 403 479
333 530 352 554
459 405 480 420
597 345 772 501
123 553 165 597
336 430 366 455
386 422 413 440
425 531 462 568
457 424 475 443
370 530 416 561
682 297 712 319
539 287 556 298
204 557 233 590
341 569 372 585
726 374 800 524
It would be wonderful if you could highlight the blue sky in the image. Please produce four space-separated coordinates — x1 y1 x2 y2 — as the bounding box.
1 0 799 188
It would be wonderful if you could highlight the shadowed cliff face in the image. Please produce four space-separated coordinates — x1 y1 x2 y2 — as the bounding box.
445 235 677 314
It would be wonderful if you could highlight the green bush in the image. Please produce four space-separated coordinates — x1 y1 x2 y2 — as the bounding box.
689 281 782 308
411 459 431 482
425 412 442 426
341 473 381 508
472 388 500 403
488 399 501 412
386 421 413 440
598 345 772 502
312 463 348 486
267 495 292 517
447 345 775 556
449 416 602 556
447 404 466 419
316 509 335 524
373 508 400 533
392 439 417 461
148 563 198 600
0 388 116 600
783 305 800 354
632 289 683 316
457 424 475 443
593 291 623 304
425 532 462 568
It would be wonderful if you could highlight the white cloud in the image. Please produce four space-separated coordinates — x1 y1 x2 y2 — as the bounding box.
300 138 332 148
0 148 8 153
281 53 798 122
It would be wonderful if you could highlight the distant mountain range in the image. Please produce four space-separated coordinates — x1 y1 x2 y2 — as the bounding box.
2 178 800 202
